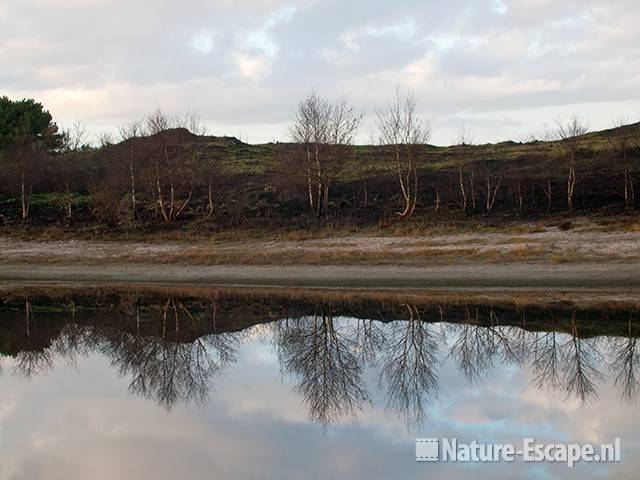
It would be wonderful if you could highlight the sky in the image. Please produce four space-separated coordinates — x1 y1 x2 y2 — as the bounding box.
1 0 639 145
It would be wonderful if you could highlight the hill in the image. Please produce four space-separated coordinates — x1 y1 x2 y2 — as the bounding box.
0 122 638 233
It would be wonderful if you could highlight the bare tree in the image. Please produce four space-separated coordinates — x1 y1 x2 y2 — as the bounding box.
288 94 319 211
199 151 220 220
96 132 114 148
610 114 635 209
174 111 209 136
141 110 196 223
454 127 475 215
480 157 501 213
118 120 143 221
4 135 45 223
59 122 87 222
144 108 172 135
556 115 589 213
525 128 555 213
289 91 362 221
376 87 431 218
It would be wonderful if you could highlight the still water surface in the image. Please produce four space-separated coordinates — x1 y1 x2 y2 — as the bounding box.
0 289 638 479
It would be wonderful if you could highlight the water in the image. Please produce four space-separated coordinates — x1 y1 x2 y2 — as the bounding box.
0 288 639 479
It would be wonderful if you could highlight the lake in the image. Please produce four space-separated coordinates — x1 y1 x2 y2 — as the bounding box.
0 286 638 479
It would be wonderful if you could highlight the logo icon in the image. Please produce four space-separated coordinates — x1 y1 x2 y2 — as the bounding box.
416 438 439 462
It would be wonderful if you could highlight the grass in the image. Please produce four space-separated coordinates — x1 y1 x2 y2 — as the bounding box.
173 122 640 181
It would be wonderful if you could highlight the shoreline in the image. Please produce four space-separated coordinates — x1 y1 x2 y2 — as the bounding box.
3 261 640 290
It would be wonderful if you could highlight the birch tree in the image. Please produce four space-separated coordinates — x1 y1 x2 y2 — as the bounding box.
556 115 588 213
59 122 87 222
118 120 142 221
376 87 431 218
289 91 361 221
609 115 635 209
142 110 195 223
454 127 475 216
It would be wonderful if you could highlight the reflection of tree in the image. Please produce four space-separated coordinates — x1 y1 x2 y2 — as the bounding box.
13 349 54 379
379 304 439 427
530 314 604 402
559 314 604 402
506 310 537 366
103 299 239 409
561 340 603 402
5 291 640 424
54 321 99 365
12 299 54 379
530 323 562 391
448 307 516 383
354 318 384 364
4 296 241 409
609 317 640 403
274 307 369 427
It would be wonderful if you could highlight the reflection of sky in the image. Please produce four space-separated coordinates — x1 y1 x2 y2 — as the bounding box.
0 320 639 479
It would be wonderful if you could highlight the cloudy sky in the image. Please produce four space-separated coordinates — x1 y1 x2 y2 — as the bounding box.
1 0 639 145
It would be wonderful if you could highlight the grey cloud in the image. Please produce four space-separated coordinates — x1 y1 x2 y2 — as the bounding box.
0 0 638 145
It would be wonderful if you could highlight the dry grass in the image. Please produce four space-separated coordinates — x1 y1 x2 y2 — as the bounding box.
5 214 640 244
1 239 635 266
3 283 640 310
4 217 640 266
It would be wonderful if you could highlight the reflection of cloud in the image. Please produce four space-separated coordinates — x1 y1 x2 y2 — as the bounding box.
0 319 640 480
0 393 18 424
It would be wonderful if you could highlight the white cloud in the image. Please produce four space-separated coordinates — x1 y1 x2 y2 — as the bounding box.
0 0 638 144
190 29 217 54
233 52 272 80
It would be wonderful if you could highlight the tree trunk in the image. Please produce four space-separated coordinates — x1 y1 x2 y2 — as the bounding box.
470 167 476 212
306 145 314 210
169 175 175 220
567 153 576 213
155 158 169 222
174 187 192 220
205 175 214 219
20 160 29 223
458 165 467 215
65 184 72 223
315 144 322 219
542 177 552 212
486 174 501 212
129 148 137 221
323 182 329 220
515 178 524 215
395 145 412 218
362 179 368 211
624 163 630 209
